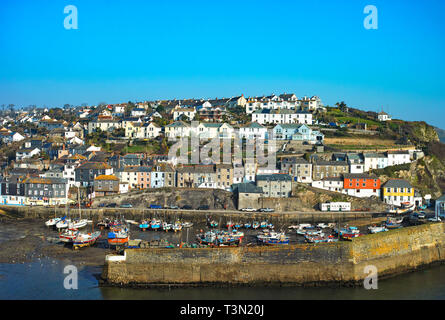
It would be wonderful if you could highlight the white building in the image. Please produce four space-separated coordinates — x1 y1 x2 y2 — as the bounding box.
238 122 268 140
320 202 351 212
377 111 391 121
363 153 388 172
252 109 313 125
387 150 411 167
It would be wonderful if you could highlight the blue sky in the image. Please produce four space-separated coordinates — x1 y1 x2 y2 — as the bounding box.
0 0 444 128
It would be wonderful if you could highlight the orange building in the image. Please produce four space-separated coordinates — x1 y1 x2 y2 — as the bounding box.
343 173 380 198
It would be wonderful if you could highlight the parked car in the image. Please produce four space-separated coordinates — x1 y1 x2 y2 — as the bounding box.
106 203 117 208
98 203 106 208
165 205 179 210
149 204 162 209
197 205 210 210
241 208 257 212
181 205 192 210
259 208 274 212
428 217 441 222
120 203 133 208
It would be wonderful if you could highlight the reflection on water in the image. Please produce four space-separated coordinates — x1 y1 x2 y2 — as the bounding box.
1 258 445 300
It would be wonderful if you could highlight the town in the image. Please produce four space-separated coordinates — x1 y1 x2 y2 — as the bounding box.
0 93 442 217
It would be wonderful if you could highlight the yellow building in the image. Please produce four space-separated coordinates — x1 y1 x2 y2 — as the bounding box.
382 179 414 206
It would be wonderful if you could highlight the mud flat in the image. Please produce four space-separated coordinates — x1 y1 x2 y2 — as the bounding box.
102 222 445 287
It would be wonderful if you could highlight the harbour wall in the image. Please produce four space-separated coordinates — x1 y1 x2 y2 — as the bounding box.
0 205 375 224
102 222 445 286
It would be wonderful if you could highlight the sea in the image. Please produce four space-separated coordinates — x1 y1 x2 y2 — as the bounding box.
1 257 445 300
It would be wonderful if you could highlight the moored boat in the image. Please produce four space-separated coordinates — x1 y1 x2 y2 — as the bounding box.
59 228 80 243
73 231 101 249
45 217 62 227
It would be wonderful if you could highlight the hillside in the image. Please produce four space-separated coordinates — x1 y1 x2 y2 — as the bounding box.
435 127 445 143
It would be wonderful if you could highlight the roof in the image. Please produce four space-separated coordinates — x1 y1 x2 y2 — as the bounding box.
343 173 378 180
77 162 112 170
233 183 263 194
256 174 292 181
94 175 119 181
23 177 67 184
382 179 412 189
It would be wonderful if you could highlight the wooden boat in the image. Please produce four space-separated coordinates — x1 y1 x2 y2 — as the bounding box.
162 222 172 232
209 220 218 228
150 219 161 230
172 221 182 232
56 218 71 229
260 221 268 229
305 234 338 243
68 219 88 229
73 231 101 249
182 222 193 228
226 221 234 229
252 221 260 229
243 222 251 229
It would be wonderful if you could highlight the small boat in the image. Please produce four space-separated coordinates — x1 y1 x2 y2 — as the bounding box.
418 204 427 210
45 217 62 227
260 221 268 229
244 222 251 229
305 234 338 243
317 223 329 229
97 219 111 230
182 222 193 228
172 222 182 232
56 218 71 229
335 226 362 240
150 219 161 230
257 231 289 245
226 221 234 229
162 222 172 232
368 225 389 234
252 221 260 229
139 220 150 231
73 231 101 249
59 228 80 243
267 223 274 229
108 227 130 246
234 222 242 229
68 219 88 229
209 220 218 228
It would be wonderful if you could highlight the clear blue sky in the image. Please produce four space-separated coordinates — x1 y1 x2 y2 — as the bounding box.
0 0 444 128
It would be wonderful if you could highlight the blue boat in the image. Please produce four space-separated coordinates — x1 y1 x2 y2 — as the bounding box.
244 223 251 229
257 231 289 245
252 222 260 229
139 221 149 231
150 219 161 230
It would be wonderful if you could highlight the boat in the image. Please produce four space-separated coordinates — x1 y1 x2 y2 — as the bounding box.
73 231 101 249
209 220 218 228
182 222 193 228
97 218 111 229
56 218 71 229
234 222 242 229
368 225 389 234
162 222 172 232
45 217 62 227
267 223 274 229
385 217 402 229
244 222 251 229
226 221 234 229
296 225 320 236
305 234 338 243
196 230 241 247
150 219 161 230
252 221 260 229
335 226 362 240
68 219 88 229
257 231 289 245
59 228 80 243
107 227 130 246
172 221 183 232
139 220 150 231
260 221 268 229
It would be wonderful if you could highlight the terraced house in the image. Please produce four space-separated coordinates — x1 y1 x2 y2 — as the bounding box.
24 177 69 205
256 174 292 198
382 179 415 206
74 162 114 187
273 124 323 143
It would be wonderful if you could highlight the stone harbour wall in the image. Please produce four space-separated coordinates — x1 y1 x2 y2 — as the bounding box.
103 223 445 286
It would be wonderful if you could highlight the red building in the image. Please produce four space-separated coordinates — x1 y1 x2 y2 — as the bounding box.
343 173 380 198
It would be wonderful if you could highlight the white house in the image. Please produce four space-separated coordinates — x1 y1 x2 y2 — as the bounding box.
172 107 196 121
363 153 388 172
387 150 411 167
252 109 313 125
238 122 268 140
377 111 391 121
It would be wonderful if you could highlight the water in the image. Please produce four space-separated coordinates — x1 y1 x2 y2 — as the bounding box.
1 258 445 299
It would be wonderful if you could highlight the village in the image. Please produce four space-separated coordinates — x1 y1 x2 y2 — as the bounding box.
0 94 439 215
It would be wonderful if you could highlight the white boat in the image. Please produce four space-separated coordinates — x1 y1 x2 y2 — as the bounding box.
68 219 88 229
59 228 80 243
162 222 172 232
368 225 388 234
73 231 101 249
182 222 193 228
56 219 71 229
45 217 62 227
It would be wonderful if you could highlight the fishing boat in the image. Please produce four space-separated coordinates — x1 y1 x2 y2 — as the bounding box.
418 204 427 210
385 217 402 229
172 221 183 232
260 221 268 229
226 221 234 229
335 226 362 240
162 222 172 232
296 225 320 235
305 234 338 243
368 225 389 234
107 227 130 246
59 228 80 243
139 220 150 231
234 222 242 229
267 223 274 229
252 221 260 229
196 230 241 247
150 219 161 230
244 222 251 229
46 217 62 227
209 220 218 228
73 231 101 249
257 231 289 245
97 218 111 230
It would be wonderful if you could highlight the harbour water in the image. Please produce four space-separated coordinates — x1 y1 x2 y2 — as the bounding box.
1 257 445 300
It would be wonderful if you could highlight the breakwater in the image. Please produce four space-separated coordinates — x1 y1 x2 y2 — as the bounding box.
102 222 445 286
